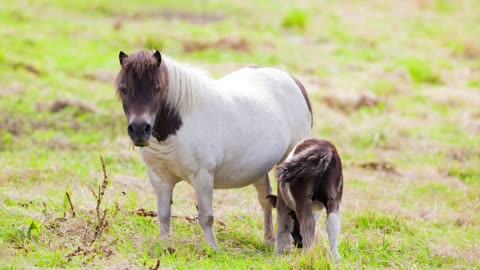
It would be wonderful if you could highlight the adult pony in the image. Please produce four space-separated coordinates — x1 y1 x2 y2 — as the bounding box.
114 50 312 249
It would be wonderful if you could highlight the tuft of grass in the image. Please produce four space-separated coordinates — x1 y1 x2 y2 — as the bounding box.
352 211 407 233
281 9 309 30
467 80 480 88
447 164 479 184
370 79 398 96
395 57 442 84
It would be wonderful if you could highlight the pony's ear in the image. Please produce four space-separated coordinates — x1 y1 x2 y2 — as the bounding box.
119 51 128 65
152 50 162 65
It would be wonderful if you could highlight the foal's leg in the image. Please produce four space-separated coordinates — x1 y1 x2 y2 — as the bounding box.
313 202 325 223
274 189 295 255
252 174 275 244
292 180 316 249
148 169 176 239
191 169 218 249
326 200 341 261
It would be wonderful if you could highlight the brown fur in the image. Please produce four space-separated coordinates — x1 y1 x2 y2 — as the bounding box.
289 75 312 121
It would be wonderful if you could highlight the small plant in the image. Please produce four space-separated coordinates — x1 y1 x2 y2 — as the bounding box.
282 9 309 30
26 220 41 239
395 57 442 84
61 154 116 261
89 154 110 243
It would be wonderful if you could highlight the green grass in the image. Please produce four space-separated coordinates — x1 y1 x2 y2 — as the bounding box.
1 0 480 269
395 57 442 84
281 9 309 30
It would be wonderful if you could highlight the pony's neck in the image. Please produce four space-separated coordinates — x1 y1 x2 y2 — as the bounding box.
163 56 213 116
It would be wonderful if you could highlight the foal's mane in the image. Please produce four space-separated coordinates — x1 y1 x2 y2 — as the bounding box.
115 51 213 115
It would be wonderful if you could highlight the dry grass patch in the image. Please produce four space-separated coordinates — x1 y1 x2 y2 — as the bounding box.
182 37 250 53
48 99 96 114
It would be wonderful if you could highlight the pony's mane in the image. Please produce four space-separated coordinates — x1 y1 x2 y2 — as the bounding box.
115 51 213 116
122 51 158 74
162 55 212 115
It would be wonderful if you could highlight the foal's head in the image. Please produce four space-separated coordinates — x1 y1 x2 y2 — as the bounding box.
115 50 168 147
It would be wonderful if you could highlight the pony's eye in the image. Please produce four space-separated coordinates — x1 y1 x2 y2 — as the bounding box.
155 84 162 93
119 84 128 95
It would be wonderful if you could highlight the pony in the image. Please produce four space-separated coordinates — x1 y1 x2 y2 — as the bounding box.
272 138 343 260
114 50 312 249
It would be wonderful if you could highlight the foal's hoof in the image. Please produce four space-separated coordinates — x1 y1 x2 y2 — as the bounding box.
274 243 295 255
264 237 276 246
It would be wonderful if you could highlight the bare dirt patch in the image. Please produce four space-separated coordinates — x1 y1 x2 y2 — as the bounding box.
0 117 22 135
1 81 26 97
48 99 96 114
43 136 80 150
182 37 250 53
321 91 380 113
446 147 480 162
461 40 480 59
127 10 224 24
11 63 42 76
83 70 116 83
431 243 480 264
154 10 224 25
355 161 400 175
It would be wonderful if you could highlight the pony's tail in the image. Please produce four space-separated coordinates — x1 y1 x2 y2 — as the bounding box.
277 144 333 209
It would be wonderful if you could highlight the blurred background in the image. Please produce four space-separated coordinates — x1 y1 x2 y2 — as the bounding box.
0 0 479 268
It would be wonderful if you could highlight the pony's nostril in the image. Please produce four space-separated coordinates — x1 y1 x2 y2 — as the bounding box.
128 122 151 138
144 124 152 134
128 124 135 135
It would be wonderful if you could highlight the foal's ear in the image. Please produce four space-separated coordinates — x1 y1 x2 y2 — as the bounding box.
152 50 162 65
119 51 128 65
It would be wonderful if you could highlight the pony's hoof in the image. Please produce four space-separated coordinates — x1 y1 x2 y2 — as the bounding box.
330 252 341 263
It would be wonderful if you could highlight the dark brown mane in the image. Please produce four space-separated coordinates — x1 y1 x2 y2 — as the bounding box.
114 51 168 99
122 51 158 74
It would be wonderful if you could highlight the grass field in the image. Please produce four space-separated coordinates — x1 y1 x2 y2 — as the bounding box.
1 0 480 269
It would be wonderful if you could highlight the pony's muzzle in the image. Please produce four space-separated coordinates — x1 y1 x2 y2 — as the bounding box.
128 121 152 147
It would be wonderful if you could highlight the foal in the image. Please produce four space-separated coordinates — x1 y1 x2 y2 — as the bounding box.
273 139 343 260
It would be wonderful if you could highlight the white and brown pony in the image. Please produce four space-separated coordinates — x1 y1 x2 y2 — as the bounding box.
114 50 312 249
272 139 343 260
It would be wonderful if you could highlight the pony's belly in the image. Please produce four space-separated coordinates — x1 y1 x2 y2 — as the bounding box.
213 164 272 189
212 148 285 189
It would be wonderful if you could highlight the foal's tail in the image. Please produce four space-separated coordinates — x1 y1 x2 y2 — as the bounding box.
277 140 334 209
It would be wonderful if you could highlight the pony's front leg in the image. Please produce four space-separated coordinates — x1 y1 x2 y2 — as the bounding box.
191 169 218 250
148 169 175 239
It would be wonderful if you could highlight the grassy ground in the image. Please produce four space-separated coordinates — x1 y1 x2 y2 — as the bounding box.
1 0 479 269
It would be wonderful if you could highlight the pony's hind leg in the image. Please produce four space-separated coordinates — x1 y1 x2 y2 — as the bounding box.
253 174 275 244
326 200 341 261
292 180 316 249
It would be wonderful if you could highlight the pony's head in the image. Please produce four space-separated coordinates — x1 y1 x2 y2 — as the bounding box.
114 50 168 147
